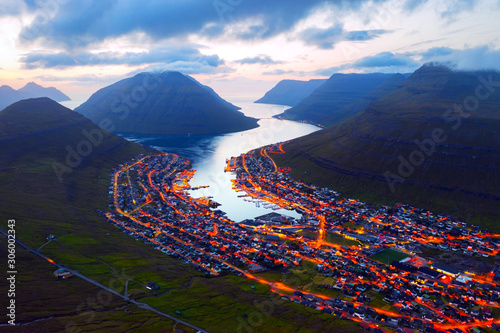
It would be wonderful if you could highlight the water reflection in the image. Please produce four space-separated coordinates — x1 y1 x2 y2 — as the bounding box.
123 99 321 221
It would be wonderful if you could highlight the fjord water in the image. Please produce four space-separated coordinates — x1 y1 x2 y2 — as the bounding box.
124 98 321 221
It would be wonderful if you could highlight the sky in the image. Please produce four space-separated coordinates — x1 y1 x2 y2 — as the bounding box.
1 0 500 101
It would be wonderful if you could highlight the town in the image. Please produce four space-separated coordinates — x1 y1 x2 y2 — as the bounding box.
105 147 500 333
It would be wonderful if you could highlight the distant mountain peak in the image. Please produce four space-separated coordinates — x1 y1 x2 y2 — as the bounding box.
75 71 258 135
0 85 16 91
255 79 327 107
22 81 43 88
0 82 71 111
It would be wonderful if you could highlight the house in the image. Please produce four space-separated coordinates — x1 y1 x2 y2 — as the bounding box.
265 234 281 242
54 268 73 279
491 265 500 282
307 219 320 226
454 275 472 285
391 261 417 273
417 266 441 279
147 281 160 291
248 263 266 273
255 212 292 225
431 262 460 277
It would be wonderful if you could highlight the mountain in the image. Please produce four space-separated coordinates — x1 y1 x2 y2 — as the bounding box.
0 97 150 179
75 71 259 135
274 73 403 126
255 79 327 107
272 64 500 226
335 73 407 121
18 82 71 101
0 82 70 110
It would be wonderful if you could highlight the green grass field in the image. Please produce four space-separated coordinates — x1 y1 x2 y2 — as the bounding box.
369 248 410 265
0 235 176 333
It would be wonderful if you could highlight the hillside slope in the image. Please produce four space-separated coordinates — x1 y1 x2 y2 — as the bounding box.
0 97 148 177
0 97 177 329
273 64 500 226
274 73 401 126
255 79 327 107
75 71 259 135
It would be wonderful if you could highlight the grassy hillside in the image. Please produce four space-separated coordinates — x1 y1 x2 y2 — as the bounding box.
273 65 500 230
275 73 402 127
255 79 327 107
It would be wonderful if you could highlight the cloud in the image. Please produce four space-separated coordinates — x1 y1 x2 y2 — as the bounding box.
402 0 481 17
19 1 212 48
419 45 500 71
11 0 495 78
325 45 500 75
352 52 420 68
0 0 26 16
37 74 111 82
130 62 234 75
262 69 305 76
419 47 454 58
235 55 283 65
22 52 77 69
298 25 391 49
20 45 225 71
313 65 348 77
17 0 396 49
440 0 479 18
403 0 427 11
35 73 127 87
298 24 344 49
345 29 392 41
